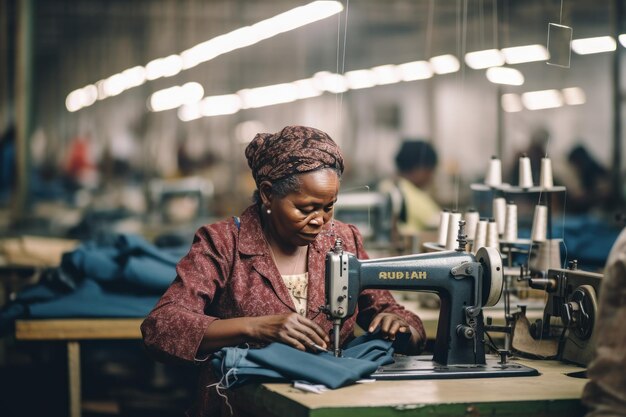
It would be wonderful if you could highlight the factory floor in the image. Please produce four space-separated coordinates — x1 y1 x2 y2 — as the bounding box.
0 339 197 417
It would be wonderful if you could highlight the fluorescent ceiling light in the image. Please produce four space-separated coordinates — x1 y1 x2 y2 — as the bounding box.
429 54 460 74
65 85 98 112
149 82 204 112
292 79 323 99
501 44 549 64
562 87 586 105
238 83 299 108
464 49 505 69
371 65 401 85
397 61 433 81
571 36 616 55
486 67 525 86
521 89 563 110
619 34 626 47
313 71 348 93
66 1 343 112
501 94 523 112
178 105 202 122
200 94 242 116
344 69 377 90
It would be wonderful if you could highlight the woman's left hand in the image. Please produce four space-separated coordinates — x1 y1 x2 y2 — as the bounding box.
368 312 411 341
368 312 424 355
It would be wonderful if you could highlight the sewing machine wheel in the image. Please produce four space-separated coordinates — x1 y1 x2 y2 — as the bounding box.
563 284 598 340
476 247 503 307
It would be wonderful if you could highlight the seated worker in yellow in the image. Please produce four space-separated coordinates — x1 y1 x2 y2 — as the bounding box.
141 126 426 417
379 140 441 235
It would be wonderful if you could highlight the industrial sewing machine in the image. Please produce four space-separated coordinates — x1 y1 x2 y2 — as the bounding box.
322 227 539 379
512 261 603 367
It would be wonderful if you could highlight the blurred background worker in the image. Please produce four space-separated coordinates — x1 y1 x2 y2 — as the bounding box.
379 140 441 238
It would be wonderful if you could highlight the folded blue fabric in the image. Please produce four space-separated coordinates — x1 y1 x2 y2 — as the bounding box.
210 333 402 389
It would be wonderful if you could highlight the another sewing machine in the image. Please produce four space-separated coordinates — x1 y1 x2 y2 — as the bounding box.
512 261 603 367
322 232 539 379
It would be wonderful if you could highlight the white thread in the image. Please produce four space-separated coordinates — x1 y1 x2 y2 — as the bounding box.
485 156 502 187
530 204 548 242
472 219 488 253
503 202 518 242
446 211 462 250
518 155 533 188
539 157 554 188
464 209 480 241
492 197 506 235
486 218 500 248
437 210 451 247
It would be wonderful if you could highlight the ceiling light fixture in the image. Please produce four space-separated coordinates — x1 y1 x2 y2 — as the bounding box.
65 1 343 112
464 49 505 69
501 94 523 113
501 44 549 64
429 54 460 74
486 67 525 85
521 89 563 110
561 87 586 105
571 36 616 55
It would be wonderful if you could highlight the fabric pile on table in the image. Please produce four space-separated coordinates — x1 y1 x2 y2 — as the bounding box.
0 233 187 335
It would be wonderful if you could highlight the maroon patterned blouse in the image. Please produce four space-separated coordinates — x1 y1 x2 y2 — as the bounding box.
141 205 425 417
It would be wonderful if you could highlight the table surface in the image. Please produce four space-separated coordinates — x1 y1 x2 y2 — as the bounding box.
15 318 143 340
233 358 587 417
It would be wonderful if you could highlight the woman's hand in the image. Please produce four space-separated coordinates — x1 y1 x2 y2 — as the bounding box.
368 312 411 340
249 313 330 352
368 312 424 354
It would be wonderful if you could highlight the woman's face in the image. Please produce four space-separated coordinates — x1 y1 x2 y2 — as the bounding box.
267 169 340 248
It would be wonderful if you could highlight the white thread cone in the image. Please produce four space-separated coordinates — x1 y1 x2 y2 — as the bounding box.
503 202 518 242
437 210 451 247
473 219 488 253
485 156 502 187
519 155 533 188
446 212 462 250
464 209 480 241
531 205 548 242
486 219 500 248
539 157 554 188
493 197 506 235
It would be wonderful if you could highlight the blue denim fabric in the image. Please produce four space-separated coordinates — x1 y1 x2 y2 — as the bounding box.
210 332 406 389
0 233 186 333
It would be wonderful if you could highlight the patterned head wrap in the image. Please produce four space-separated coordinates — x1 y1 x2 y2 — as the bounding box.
245 125 344 186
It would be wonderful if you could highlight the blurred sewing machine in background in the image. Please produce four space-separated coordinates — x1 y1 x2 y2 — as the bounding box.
510 260 603 367
333 191 394 247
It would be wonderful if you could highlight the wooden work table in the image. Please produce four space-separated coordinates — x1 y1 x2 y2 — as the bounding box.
13 306 555 417
232 359 588 417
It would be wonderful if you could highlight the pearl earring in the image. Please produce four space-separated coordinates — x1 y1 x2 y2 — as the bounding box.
266 208 271 214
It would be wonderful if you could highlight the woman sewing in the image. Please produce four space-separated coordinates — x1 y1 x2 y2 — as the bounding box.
141 125 426 416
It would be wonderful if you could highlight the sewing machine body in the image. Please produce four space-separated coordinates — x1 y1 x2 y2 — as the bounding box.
324 241 539 378
326 248 500 365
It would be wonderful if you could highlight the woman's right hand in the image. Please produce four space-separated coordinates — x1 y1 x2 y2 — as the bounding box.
249 313 330 352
